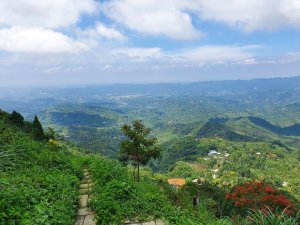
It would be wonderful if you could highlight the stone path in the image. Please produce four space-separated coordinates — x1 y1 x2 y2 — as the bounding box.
124 219 164 225
75 169 164 225
75 168 96 225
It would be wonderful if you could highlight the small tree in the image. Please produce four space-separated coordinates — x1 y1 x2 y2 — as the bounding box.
120 120 161 181
32 116 45 141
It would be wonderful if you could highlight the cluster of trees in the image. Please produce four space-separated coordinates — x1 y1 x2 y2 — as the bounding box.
2 110 46 141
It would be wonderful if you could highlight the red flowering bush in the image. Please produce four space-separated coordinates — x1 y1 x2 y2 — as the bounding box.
225 181 298 217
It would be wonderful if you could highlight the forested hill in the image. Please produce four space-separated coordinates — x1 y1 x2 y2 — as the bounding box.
209 116 300 136
196 122 255 141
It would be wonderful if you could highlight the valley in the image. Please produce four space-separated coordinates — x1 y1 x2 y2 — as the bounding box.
1 76 300 224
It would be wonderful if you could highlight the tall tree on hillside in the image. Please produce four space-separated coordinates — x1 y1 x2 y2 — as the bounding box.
32 116 45 141
9 111 24 127
120 120 161 181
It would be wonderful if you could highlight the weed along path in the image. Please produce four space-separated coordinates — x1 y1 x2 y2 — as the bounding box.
76 168 96 225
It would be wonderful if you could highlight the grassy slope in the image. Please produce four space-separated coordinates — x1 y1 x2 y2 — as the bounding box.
0 110 233 225
0 111 82 225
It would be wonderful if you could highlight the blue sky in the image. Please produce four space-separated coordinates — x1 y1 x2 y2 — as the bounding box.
0 0 300 87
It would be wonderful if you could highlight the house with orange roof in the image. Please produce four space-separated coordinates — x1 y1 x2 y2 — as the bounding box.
167 178 186 189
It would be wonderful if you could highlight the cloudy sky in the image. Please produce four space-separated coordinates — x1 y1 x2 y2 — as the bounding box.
0 0 300 87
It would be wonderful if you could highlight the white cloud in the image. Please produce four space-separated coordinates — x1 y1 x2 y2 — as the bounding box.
280 0 300 26
112 47 164 61
82 23 126 41
103 64 113 70
43 66 61 74
195 0 300 32
280 51 300 63
101 0 201 40
95 23 125 40
243 58 257 65
175 45 257 63
101 0 300 35
0 27 88 54
0 0 97 28
110 45 256 65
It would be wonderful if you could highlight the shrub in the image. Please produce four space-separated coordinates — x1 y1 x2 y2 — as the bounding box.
225 181 298 217
247 207 300 225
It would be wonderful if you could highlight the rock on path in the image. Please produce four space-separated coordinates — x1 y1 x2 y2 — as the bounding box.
75 169 96 225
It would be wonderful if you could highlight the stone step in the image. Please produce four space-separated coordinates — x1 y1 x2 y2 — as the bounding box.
83 172 90 176
125 220 165 225
75 215 85 225
155 220 164 225
76 169 96 225
83 214 96 225
80 183 89 189
79 195 89 208
78 207 93 216
79 188 93 194
125 223 141 225
142 222 155 225
81 179 92 184
79 184 94 189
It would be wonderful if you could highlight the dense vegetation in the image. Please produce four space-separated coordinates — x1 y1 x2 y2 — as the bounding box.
86 154 237 225
161 138 300 199
1 76 300 224
0 110 82 224
1 110 235 224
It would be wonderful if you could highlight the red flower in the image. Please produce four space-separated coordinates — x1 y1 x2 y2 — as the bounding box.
235 201 241 206
225 180 297 216
284 209 290 215
225 193 231 200
265 185 273 193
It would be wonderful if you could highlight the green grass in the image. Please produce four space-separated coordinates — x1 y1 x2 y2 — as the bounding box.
0 112 82 225
247 208 299 225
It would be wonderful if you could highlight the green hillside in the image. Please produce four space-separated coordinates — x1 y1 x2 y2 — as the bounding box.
0 110 237 224
0 74 300 225
1 106 299 224
0 109 82 224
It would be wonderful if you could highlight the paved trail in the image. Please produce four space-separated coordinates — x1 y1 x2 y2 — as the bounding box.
124 220 164 225
75 168 96 225
75 168 164 225
125 221 164 225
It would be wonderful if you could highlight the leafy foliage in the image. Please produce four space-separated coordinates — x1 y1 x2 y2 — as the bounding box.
87 155 233 225
120 120 161 181
0 110 82 225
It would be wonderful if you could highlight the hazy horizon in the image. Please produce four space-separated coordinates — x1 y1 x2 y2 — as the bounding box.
0 74 299 89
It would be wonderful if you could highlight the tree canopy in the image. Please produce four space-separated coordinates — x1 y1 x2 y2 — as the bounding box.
32 116 45 141
119 120 161 181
